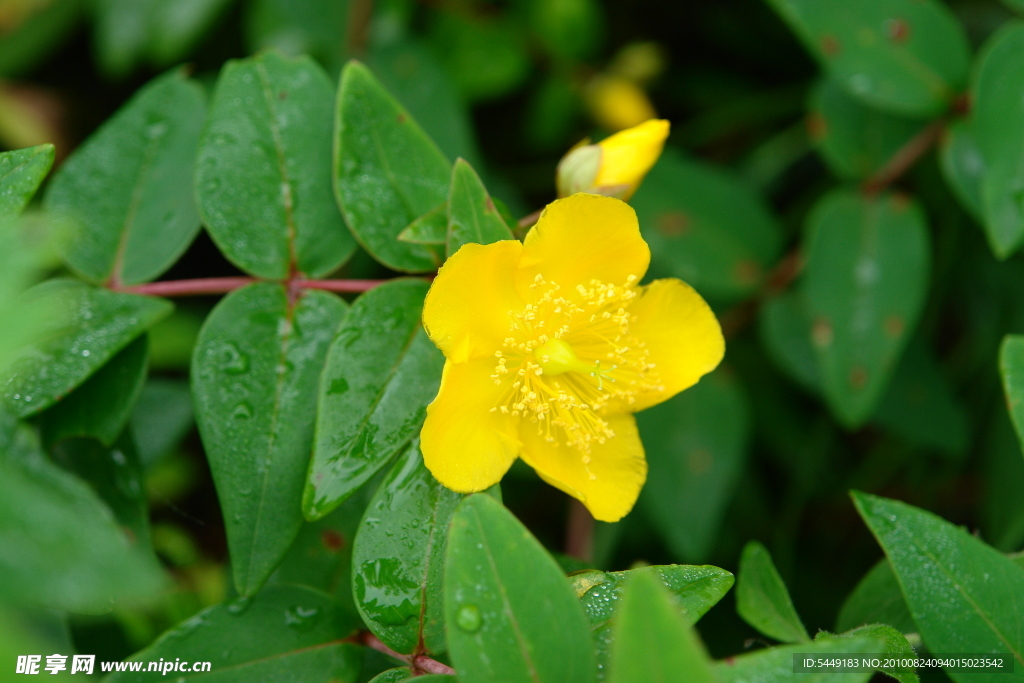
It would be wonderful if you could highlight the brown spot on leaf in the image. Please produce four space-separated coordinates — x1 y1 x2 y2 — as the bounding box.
658 212 690 236
884 315 904 338
849 366 868 390
812 318 833 348
821 34 841 56
397 113 407 123
688 448 713 475
891 192 911 212
734 260 761 286
884 18 910 43
279 90 288 100
321 529 344 552
806 112 828 141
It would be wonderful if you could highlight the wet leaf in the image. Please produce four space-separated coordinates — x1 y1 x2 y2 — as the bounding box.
839 624 920 683
445 494 596 683
446 158 513 257
44 70 205 285
736 541 810 643
197 50 354 279
192 283 346 595
715 635 884 683
305 279 442 520
334 60 447 273
0 144 54 224
398 203 447 246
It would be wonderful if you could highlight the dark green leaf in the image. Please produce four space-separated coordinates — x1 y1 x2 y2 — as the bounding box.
853 491 1024 680
1001 335 1024 452
2 280 172 417
197 50 354 279
39 334 148 448
192 282 346 595
429 11 530 103
445 494 596 683
765 0 969 117
808 78 925 180
835 559 915 634
398 203 447 245
0 144 54 223
0 422 165 612
129 378 193 468
148 0 233 66
940 120 985 222
528 0 604 62
759 291 821 393
45 70 205 285
715 635 885 683
352 442 461 655
305 278 443 520
736 541 810 643
974 23 1024 259
607 570 716 683
105 585 361 683
334 60 447 273
571 564 734 681
982 412 1024 552
0 0 82 77
245 0 350 73
634 148 783 302
446 158 514 256
802 189 930 427
639 370 749 561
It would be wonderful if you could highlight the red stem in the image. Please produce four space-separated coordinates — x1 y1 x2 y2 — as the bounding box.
114 277 389 297
360 632 455 676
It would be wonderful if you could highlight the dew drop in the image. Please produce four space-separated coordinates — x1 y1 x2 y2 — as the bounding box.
456 604 482 633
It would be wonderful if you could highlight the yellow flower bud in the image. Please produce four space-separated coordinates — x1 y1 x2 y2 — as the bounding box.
556 119 670 201
585 75 657 132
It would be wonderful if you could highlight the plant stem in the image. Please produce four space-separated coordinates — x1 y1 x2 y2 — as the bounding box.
861 119 946 196
565 499 595 563
360 632 456 675
113 277 390 297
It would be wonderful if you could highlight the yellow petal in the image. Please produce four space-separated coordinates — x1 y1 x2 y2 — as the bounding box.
628 278 724 411
519 413 646 522
517 194 650 295
594 119 669 200
422 240 524 363
586 75 657 134
421 359 521 492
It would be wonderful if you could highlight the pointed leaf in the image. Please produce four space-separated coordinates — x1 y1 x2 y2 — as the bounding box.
44 70 205 285
0 144 54 224
802 189 930 427
840 624 920 683
193 283 346 595
398 203 447 245
940 121 985 222
2 280 172 417
1001 335 1024 452
737 541 810 643
765 0 970 117
853 491 1024 681
352 443 463 655
445 494 596 683
716 635 884 683
197 50 354 279
446 158 513 256
607 570 717 683
334 60 448 273
129 378 193 468
836 559 915 634
305 278 443 520
105 586 361 683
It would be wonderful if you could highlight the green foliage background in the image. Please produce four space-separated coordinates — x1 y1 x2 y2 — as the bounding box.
2 0 1024 680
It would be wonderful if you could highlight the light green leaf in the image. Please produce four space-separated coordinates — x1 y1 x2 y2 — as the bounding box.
334 60 447 273
839 624 919 683
759 291 821 393
0 144 54 224
446 158 514 256
802 189 930 427
192 283 346 595
716 635 884 683
940 120 986 222
305 279 443 520
736 541 810 643
197 50 354 279
445 494 596 683
45 70 205 285
398 203 447 245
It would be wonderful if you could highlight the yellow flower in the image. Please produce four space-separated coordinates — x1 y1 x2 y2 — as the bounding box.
556 119 670 201
419 193 724 522
586 75 658 133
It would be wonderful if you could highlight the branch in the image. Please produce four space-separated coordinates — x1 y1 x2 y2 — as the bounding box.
114 277 390 298
861 119 945 196
360 632 456 676
565 499 595 562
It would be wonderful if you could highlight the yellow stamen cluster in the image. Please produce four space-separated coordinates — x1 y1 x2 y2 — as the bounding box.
489 273 661 463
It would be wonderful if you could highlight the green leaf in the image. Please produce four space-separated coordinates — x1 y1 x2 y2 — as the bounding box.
736 541 810 643
639 370 749 562
808 78 925 180
839 624 920 683
634 148 783 302
334 60 447 273
0 0 82 77
105 585 361 683
528 0 604 62
1002 335 1024 452
835 559 915 635
759 291 821 393
765 0 969 117
369 670 413 683
853 491 1024 681
52 434 153 555
802 189 930 427
44 70 205 286
715 635 885 683
446 158 514 257
974 23 1024 259
129 378 193 468
2 280 172 417
607 570 717 683
0 422 165 612
445 494 596 683
0 144 54 224
245 0 350 73
197 50 354 279
429 11 530 103
147 0 233 67
352 442 461 655
192 283 346 595
939 120 986 222
39 334 148 448
571 564 734 681
981 412 1024 552
305 278 443 520
398 203 447 245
